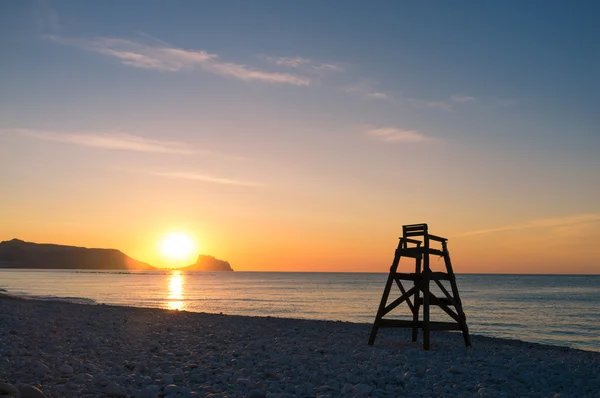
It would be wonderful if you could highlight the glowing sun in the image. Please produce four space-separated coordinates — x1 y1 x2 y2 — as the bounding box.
159 232 196 261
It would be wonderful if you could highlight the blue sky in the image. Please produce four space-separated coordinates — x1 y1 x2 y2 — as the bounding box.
1 1 599 272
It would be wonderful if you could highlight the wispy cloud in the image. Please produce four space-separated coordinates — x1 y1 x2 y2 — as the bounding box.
451 95 476 103
265 56 344 73
315 63 344 72
152 171 264 187
367 92 392 100
3 129 196 154
410 94 476 111
343 80 392 101
366 128 436 143
49 36 311 86
460 213 600 237
272 57 311 68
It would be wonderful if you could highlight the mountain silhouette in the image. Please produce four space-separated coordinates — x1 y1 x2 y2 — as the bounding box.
0 239 155 270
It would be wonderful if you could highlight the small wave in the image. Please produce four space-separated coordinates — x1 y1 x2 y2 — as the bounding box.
7 292 96 305
75 270 170 275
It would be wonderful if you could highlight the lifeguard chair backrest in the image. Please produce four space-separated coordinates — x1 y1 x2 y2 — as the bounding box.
402 223 429 238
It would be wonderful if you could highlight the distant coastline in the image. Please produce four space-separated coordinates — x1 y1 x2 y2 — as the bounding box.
0 239 233 272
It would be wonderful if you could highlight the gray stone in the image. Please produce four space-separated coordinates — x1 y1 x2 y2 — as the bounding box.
19 385 47 398
104 382 126 397
341 383 353 394
0 383 19 396
59 364 73 375
35 363 49 378
248 389 266 398
163 384 179 395
353 383 373 395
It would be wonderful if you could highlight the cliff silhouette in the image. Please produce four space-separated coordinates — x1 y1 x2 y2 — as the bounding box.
180 254 233 272
0 239 155 270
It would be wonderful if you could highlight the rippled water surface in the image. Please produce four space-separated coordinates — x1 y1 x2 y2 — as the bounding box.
1 270 599 351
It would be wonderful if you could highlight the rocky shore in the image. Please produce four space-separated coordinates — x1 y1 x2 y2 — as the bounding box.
1 295 599 398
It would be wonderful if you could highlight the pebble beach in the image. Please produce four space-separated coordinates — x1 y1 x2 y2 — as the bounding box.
1 295 599 398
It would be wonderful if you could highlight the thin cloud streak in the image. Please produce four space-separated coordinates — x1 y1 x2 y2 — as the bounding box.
152 171 265 187
50 36 311 86
366 128 435 143
343 81 392 101
272 57 311 68
4 129 196 154
451 95 476 103
367 92 392 100
410 94 476 111
460 213 600 237
266 56 343 73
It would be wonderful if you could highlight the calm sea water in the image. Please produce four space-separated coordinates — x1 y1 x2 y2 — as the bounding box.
1 270 599 352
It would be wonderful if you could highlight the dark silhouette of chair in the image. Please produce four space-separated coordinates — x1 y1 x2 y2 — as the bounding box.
368 223 470 350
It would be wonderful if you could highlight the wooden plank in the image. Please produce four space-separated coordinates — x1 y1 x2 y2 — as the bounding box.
395 279 414 313
429 272 452 281
428 248 445 257
422 234 431 350
403 223 428 231
404 231 427 237
382 285 418 316
397 248 423 258
413 254 422 342
434 279 455 301
368 239 404 345
393 272 420 281
395 272 449 282
378 319 462 331
379 319 416 328
416 296 454 306
428 234 447 242
400 237 422 245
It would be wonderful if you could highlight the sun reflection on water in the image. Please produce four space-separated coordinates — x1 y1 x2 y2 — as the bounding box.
167 270 185 311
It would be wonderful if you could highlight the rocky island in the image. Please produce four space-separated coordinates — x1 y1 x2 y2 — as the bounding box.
180 254 233 272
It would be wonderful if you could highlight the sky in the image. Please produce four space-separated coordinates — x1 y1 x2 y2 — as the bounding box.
1 1 599 273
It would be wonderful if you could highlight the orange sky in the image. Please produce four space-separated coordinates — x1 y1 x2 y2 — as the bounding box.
2 208 599 273
1 2 599 274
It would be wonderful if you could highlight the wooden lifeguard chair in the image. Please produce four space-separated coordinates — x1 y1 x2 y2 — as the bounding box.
368 223 471 350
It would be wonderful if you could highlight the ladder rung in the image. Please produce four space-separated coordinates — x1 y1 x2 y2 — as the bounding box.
430 272 452 280
378 319 462 331
417 297 455 306
392 272 451 281
397 247 445 257
393 272 419 281
428 248 445 256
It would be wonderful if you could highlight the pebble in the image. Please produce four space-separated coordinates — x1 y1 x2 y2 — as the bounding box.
18 385 47 398
104 382 126 397
163 384 179 394
35 363 49 378
0 383 19 396
58 364 73 375
1 296 599 398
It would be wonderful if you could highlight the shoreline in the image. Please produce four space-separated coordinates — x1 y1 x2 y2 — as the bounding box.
2 289 599 354
1 294 599 397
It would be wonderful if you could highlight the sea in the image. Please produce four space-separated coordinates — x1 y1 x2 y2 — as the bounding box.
1 270 599 352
